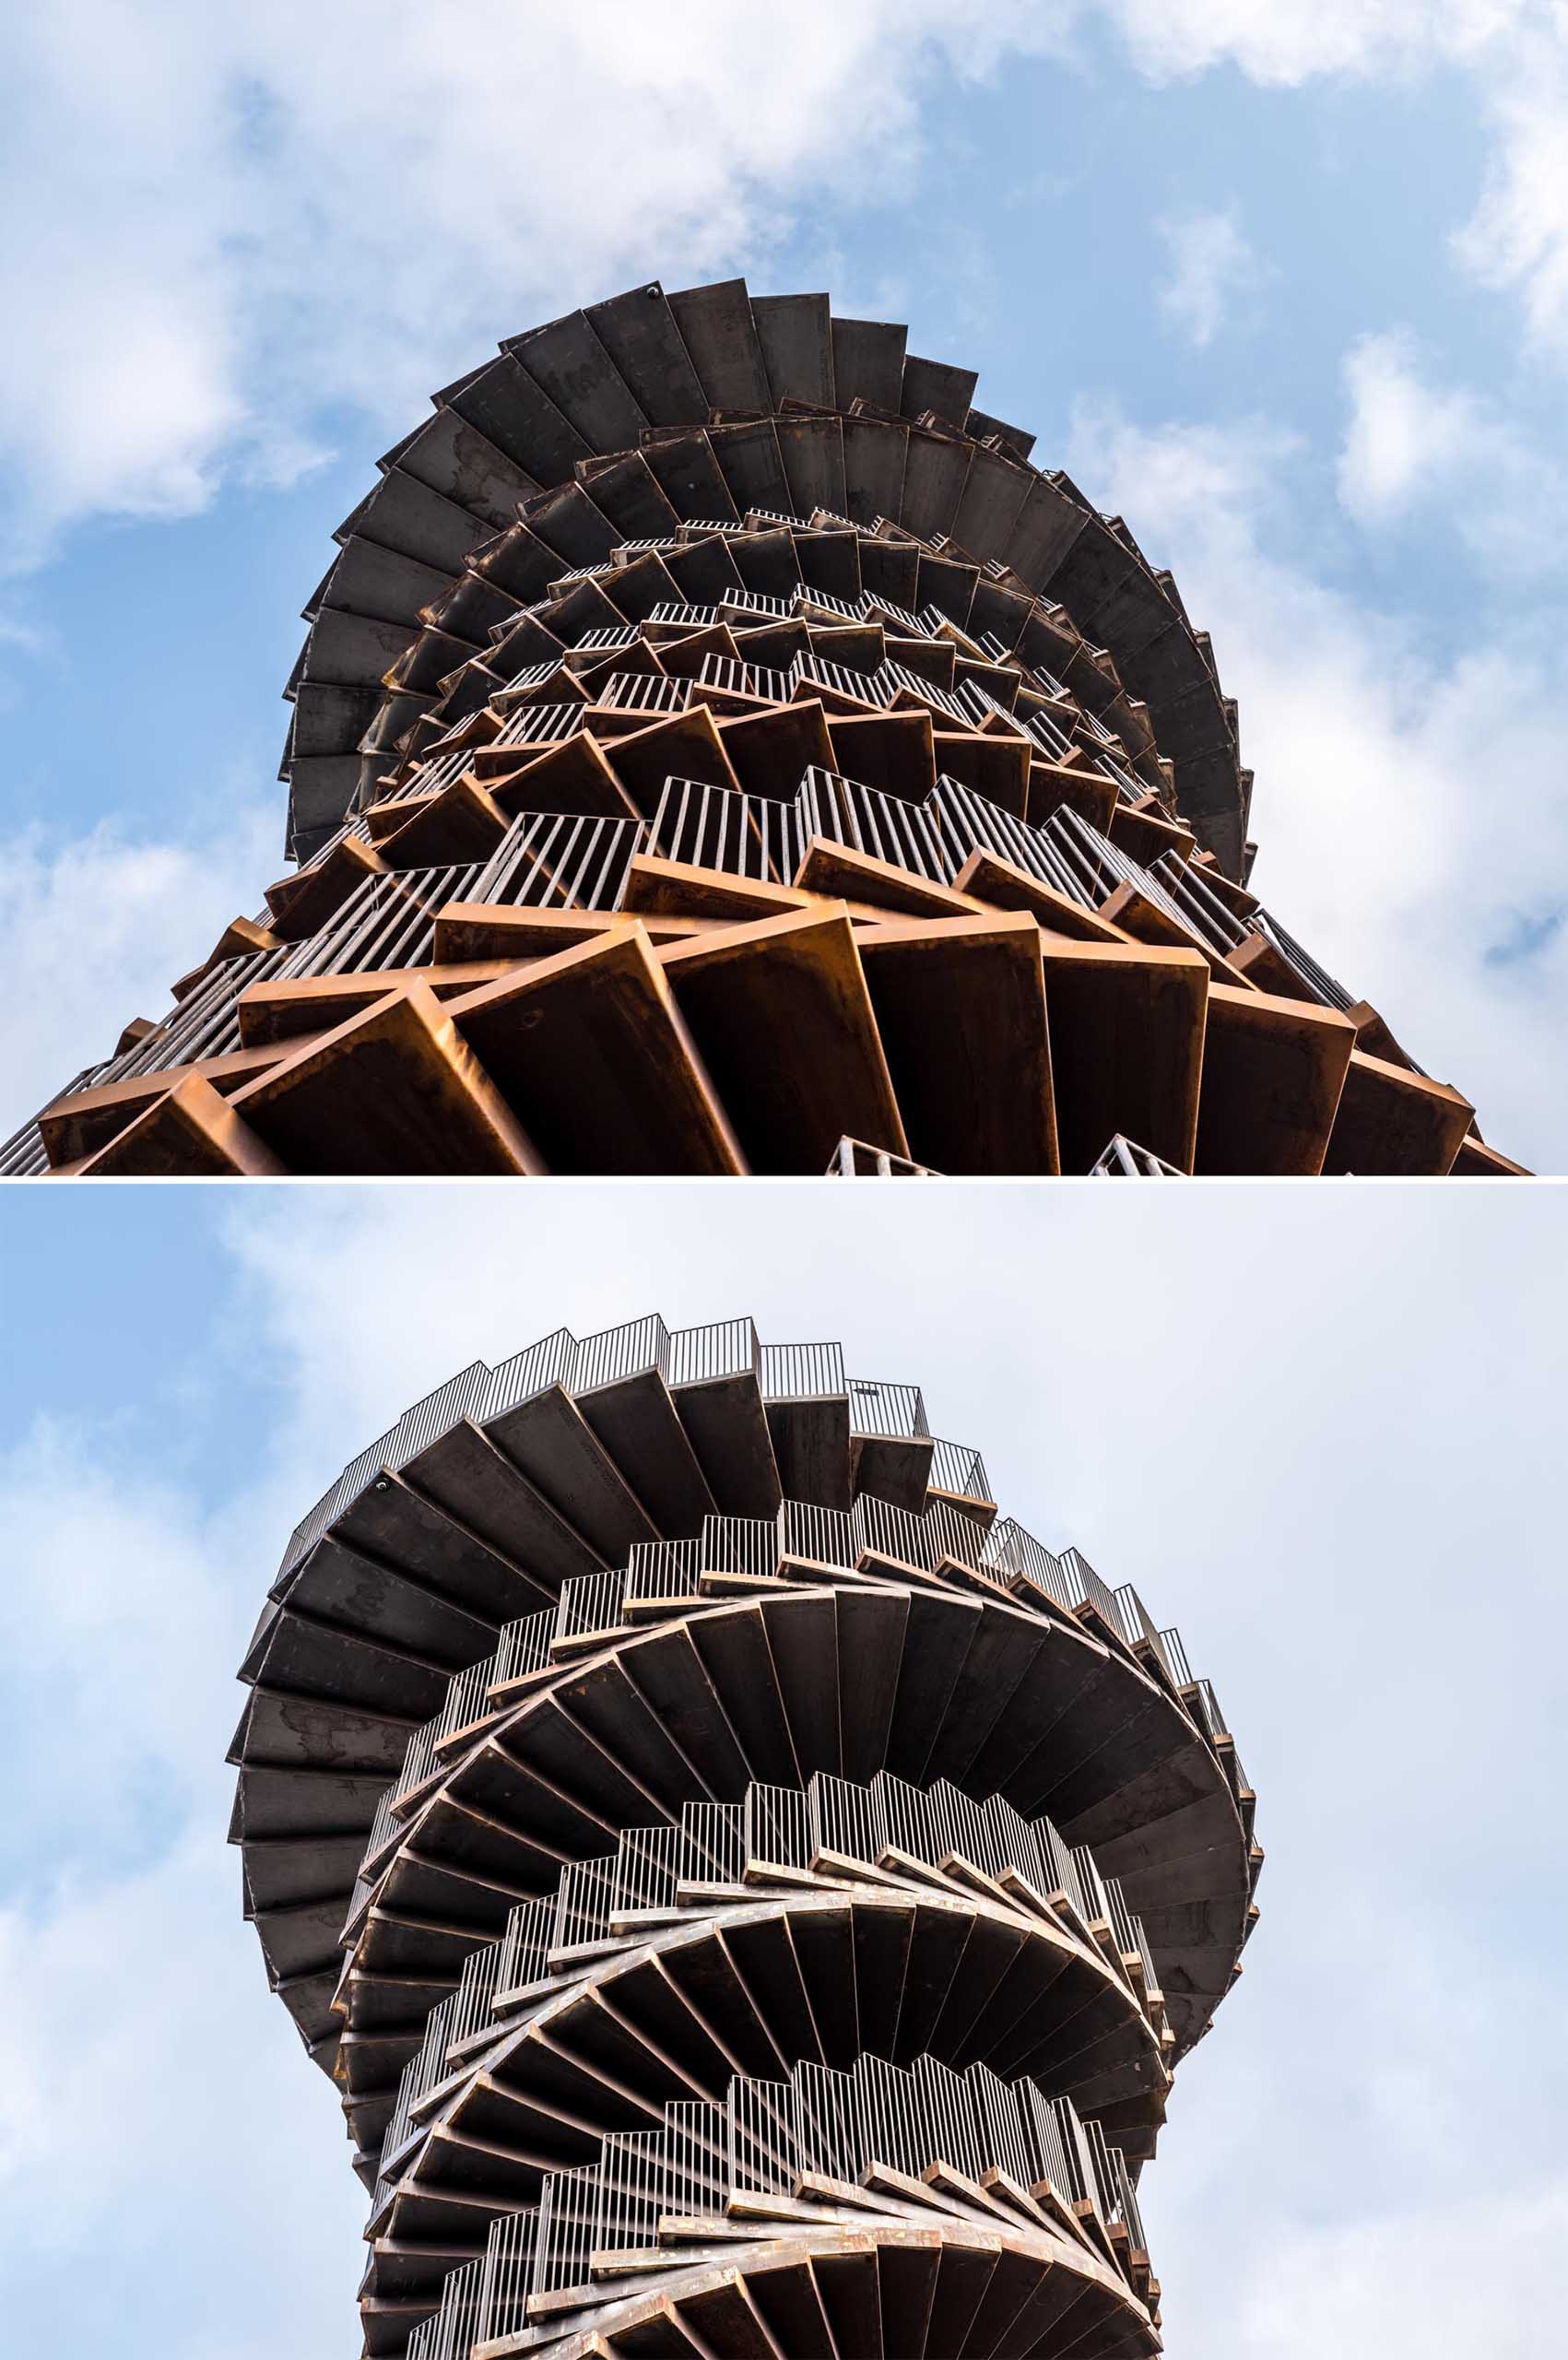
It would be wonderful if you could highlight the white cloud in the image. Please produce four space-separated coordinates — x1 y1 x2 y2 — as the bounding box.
11 1186 1568 2354
0 1 1083 566
1157 207 1266 345
0 5 1561 1163
1112 4 1568 373
6 2 1568 569
1453 12 1568 360
1101 0 1515 86
0 799 275 1146
1234 2182 1568 2357
0 1421 362 2354
1066 399 1568 1167
0 1424 232 1873
1338 328 1568 578
1338 330 1486 516
0 1835 361 2354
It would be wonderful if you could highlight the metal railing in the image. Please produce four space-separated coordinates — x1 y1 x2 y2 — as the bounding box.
552 1855 620 1953
277 862 479 974
881 658 971 726
489 701 591 749
717 588 795 620
622 1537 703 1607
350 1484 1226 1928
847 1378 929 1439
926 1437 993 1504
407 2260 486 2360
695 651 795 704
778 1499 857 1568
408 2055 1147 2354
855 1493 936 1571
482 1326 576 1421
1015 700 1079 762
1148 844 1359 1023
758 1340 846 1399
666 1316 760 1388
794 649 890 704
554 1568 628 1646
347 1784 403 1922
489 1609 554 1690
446 1926 512 2057
566 620 641 649
80 816 648 1138
917 601 974 643
744 1780 812 1870
1091 1134 1184 1176
1148 846 1250 953
1158 1626 1195 1687
373 1763 1166 2205
1193 1677 1230 1740
431 1655 495 1749
699 1515 776 1582
647 599 723 626
571 1313 670 1395
378 740 489 802
861 591 925 636
794 584 865 623
1249 907 1359 1018
24 522 1381 1196
277 1339 546 1581
593 670 694 714
465 808 643 913
401 1362 492 1458
1086 2114 1149 2255
375 1991 458 2204
1040 805 1195 933
826 1135 938 1175
0 1108 56 1177
646 773 804 882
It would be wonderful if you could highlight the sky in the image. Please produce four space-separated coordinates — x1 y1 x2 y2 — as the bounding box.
3 20 1566 2352
0 4 1565 1164
2 1178 1565 2357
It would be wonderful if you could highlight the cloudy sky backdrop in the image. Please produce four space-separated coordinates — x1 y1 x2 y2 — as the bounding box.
2 1179 1564 2357
1 3 1566 1161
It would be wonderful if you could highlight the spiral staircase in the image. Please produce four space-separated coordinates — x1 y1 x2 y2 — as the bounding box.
231 1313 1261 2355
9 275 1520 1175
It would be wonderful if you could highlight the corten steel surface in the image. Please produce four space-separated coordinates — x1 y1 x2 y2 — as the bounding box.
7 276 1524 1177
233 1313 1259 2356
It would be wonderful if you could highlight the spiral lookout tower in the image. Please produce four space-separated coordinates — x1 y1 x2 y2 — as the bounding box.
12 275 1519 1174
233 1313 1261 2357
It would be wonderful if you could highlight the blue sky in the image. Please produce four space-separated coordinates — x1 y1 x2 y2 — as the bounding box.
2 5 1566 1162
4 20 1568 2354
2 1178 1565 2356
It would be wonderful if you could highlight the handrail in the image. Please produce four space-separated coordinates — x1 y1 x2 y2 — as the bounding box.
374 1765 1167 2206
352 1487 1233 1935
758 1340 846 1399
846 1376 929 1439
407 2055 1147 2355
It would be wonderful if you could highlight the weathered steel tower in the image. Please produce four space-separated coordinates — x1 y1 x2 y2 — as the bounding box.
13 274 1516 1175
233 1315 1259 2356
